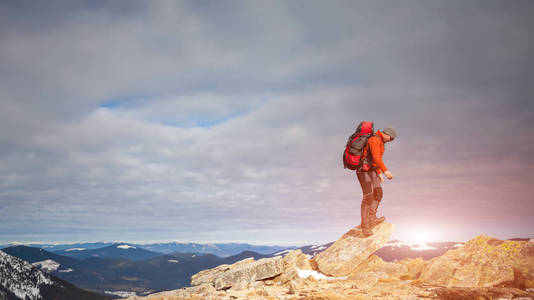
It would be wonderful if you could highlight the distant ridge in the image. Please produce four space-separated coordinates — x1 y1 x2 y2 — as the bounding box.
139 242 296 257
1 242 297 257
53 243 163 261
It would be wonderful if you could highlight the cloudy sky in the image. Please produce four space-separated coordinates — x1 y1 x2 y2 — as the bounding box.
1 0 533 246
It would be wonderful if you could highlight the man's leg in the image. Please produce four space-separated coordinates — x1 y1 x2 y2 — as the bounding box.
370 188 385 226
368 172 385 227
357 172 375 237
360 195 374 237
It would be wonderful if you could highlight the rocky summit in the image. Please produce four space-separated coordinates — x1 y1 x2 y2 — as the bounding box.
126 223 534 300
314 222 394 277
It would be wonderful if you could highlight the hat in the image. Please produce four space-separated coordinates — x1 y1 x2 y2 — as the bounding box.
382 127 397 139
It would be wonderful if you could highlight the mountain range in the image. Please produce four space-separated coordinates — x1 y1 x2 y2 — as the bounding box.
0 242 294 257
53 244 163 261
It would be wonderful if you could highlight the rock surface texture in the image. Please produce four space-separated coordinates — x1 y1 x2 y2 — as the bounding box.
126 228 534 300
190 249 313 292
314 222 393 277
420 234 534 287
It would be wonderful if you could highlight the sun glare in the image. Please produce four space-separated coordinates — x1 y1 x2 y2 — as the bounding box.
403 226 441 247
410 230 431 245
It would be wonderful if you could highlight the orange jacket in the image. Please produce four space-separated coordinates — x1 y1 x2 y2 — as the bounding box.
363 130 388 174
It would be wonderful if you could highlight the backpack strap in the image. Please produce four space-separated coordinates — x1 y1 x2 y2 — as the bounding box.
365 133 377 158
361 134 376 171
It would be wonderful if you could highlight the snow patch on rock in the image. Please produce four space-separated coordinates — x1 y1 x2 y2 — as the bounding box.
297 269 347 281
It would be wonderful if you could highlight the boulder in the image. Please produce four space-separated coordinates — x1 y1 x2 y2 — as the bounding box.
348 271 388 290
212 256 284 290
353 254 408 278
397 257 428 279
275 249 314 284
127 282 216 299
314 222 394 276
420 235 534 287
191 249 313 291
190 257 254 286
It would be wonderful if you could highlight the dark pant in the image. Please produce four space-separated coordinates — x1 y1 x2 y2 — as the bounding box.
357 171 383 230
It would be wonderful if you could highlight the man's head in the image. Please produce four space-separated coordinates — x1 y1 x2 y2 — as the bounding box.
382 127 397 143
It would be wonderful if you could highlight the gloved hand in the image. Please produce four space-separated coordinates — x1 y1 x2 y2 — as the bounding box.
384 170 393 180
378 173 384 184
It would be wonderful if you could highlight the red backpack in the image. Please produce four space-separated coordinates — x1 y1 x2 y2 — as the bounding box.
343 121 374 171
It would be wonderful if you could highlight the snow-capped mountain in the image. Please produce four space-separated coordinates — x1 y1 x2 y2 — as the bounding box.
0 250 109 300
0 250 53 300
1 246 81 274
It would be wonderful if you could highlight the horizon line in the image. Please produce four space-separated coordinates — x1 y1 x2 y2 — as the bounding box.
0 239 309 247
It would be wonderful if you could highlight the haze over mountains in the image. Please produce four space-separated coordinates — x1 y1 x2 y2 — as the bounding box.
53 244 164 261
0 242 294 257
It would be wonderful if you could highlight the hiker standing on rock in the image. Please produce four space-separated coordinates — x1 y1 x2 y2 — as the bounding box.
343 122 397 237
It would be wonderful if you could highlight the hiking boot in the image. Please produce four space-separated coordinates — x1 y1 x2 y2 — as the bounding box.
342 228 360 238
370 216 385 227
357 216 384 228
360 228 373 238
368 199 385 228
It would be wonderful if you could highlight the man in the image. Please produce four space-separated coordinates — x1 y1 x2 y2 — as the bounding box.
358 126 397 237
